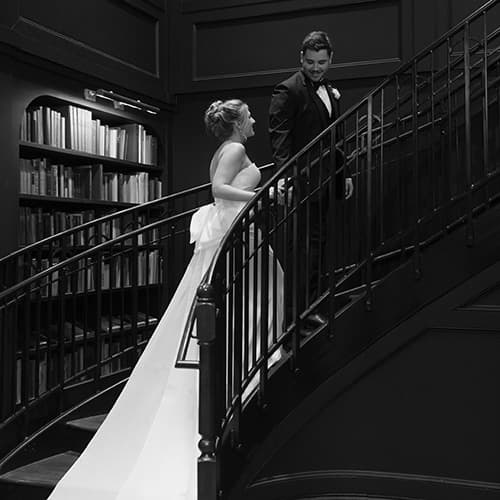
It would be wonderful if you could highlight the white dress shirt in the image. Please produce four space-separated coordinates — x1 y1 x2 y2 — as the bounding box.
316 84 332 118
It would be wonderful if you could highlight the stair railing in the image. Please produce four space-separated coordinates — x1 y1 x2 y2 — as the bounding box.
0 162 280 292
0 164 274 460
195 1 500 498
0 183 209 291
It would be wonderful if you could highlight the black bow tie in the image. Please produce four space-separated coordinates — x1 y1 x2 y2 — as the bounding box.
311 79 326 91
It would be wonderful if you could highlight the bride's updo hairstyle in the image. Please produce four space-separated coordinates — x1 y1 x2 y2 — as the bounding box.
204 99 246 140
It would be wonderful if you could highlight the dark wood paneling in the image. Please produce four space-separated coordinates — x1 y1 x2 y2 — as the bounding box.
0 0 170 103
128 0 165 13
194 2 400 80
0 69 22 257
244 257 500 499
413 0 449 54
183 0 287 12
182 0 363 13
462 283 500 308
0 1 19 27
257 328 500 482
450 0 491 25
173 0 410 94
19 0 158 74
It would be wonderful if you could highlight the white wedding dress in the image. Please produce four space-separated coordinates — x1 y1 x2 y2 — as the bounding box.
47 162 283 500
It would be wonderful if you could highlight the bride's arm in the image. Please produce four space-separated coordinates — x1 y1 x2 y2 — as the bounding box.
212 143 255 202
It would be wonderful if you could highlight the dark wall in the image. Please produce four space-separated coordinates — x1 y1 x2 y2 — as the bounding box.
254 329 500 498
0 0 170 103
168 0 486 191
237 257 500 499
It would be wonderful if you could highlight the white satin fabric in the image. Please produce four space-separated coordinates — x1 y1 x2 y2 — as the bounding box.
47 163 283 499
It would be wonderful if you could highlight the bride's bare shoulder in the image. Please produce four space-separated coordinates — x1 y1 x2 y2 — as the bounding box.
219 141 246 158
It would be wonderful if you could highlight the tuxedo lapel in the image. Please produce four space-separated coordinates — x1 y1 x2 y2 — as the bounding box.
305 81 329 129
324 83 339 123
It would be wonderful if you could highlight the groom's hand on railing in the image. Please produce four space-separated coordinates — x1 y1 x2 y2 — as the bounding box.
269 178 293 206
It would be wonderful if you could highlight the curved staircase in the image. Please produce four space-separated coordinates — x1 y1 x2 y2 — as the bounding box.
1 2 500 499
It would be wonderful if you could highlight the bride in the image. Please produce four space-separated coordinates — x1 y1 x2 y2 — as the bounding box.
47 99 283 499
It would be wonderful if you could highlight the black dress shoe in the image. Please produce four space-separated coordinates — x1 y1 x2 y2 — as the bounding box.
305 313 327 328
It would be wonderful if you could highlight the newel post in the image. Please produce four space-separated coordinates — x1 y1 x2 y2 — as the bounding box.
196 282 218 500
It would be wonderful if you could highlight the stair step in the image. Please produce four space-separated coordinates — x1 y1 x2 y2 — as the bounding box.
65 414 107 433
0 451 79 487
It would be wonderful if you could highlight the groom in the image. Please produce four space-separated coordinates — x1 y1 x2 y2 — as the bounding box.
269 30 353 328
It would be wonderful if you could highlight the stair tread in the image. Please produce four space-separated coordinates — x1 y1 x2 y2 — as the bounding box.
65 413 107 432
0 451 79 486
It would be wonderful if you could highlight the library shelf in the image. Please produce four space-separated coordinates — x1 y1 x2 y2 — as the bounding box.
20 141 162 174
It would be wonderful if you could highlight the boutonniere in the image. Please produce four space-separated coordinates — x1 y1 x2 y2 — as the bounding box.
327 84 341 100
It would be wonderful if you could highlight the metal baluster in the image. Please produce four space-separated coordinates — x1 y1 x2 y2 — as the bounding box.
131 227 140 364
82 257 90 379
431 50 437 212
355 111 362 264
412 60 422 278
242 217 249 382
282 167 290 336
196 283 217 500
144 224 151 349
446 37 453 229
291 160 301 371
94 251 103 384
57 267 67 412
232 231 243 436
395 76 405 257
271 181 279 348
482 12 490 204
251 214 259 372
379 89 385 246
258 190 269 409
464 22 475 246
328 127 337 339
366 97 374 311
21 288 31 426
34 272 42 398
305 150 312 309
226 245 234 412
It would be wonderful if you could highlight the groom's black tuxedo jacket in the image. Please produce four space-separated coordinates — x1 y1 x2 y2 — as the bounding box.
269 70 347 197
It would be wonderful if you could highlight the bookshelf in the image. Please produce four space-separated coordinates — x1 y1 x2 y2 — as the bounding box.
17 313 160 403
16 94 166 390
18 96 163 247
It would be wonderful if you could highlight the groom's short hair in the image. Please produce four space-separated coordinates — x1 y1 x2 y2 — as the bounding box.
301 31 332 56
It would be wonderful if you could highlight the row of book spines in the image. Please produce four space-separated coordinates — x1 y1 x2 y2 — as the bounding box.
20 208 96 246
16 349 84 401
33 250 162 297
17 311 156 401
24 313 157 349
16 337 130 402
16 345 123 402
19 208 159 246
21 107 66 149
20 160 163 202
21 106 158 165
100 172 162 203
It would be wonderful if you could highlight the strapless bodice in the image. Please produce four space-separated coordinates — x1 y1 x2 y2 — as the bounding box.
225 162 260 192
191 162 259 252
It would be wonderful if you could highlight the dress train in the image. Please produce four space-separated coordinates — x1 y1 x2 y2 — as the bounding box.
47 189 283 499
